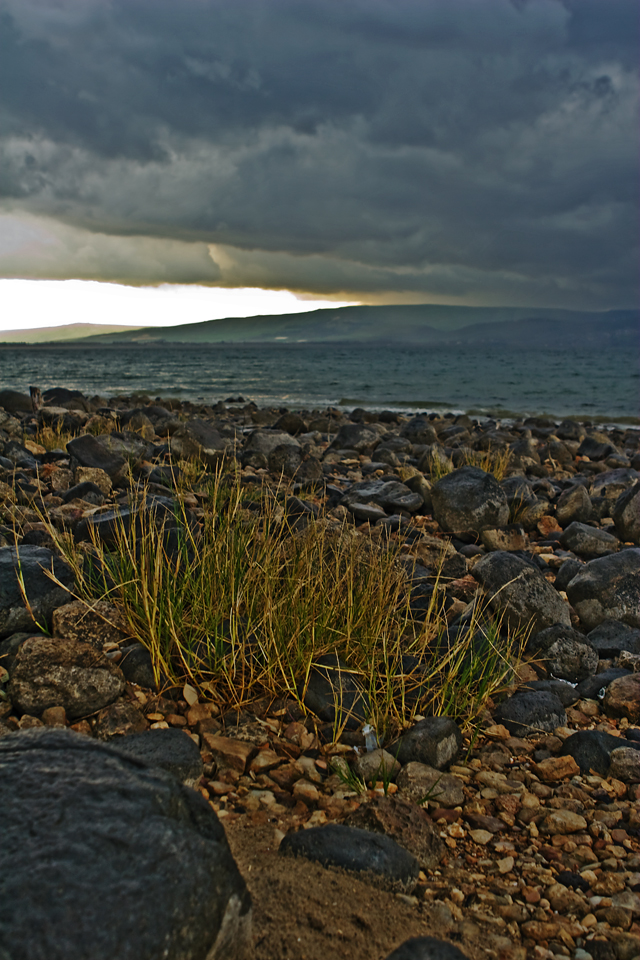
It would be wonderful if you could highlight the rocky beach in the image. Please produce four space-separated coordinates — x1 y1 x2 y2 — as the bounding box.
1 385 640 960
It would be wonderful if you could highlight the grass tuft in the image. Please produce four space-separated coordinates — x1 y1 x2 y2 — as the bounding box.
48 466 525 743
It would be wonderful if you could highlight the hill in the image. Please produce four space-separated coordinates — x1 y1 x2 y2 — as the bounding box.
78 303 637 347
0 323 142 344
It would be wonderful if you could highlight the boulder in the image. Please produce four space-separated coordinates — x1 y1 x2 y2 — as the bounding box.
66 434 128 481
394 717 462 770
241 429 300 469
555 485 593 526
472 551 571 633
93 700 149 739
279 823 419 893
527 624 598 683
119 642 158 688
559 729 639 776
566 549 640 630
558 522 620 558
577 435 617 460
0 728 251 960
609 746 640 783
169 419 230 466
574 668 631 700
431 466 508 534
327 423 381 454
401 416 439 446
493 690 567 737
587 620 640 657
342 479 423 514
0 389 33 416
613 482 640 544
268 443 302 476
8 636 125 719
0 546 76 639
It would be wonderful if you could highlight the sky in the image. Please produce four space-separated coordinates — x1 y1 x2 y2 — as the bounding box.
0 0 637 331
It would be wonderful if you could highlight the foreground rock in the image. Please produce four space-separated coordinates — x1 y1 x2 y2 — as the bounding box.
0 728 251 960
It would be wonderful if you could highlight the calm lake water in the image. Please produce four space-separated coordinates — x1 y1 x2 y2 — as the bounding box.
1 341 638 424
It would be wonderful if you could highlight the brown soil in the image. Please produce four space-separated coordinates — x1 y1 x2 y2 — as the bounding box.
225 819 485 960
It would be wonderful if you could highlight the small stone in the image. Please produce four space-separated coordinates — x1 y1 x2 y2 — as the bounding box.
41 706 66 727
249 748 282 775
469 829 493 845
604 674 640 723
201 733 255 773
608 746 640 782
292 779 320 803
497 856 514 874
539 809 588 834
520 920 561 942
532 755 580 781
353 748 402 784
395 717 462 770
395 762 465 808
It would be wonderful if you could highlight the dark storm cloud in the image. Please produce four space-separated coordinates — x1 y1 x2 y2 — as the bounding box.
0 0 637 306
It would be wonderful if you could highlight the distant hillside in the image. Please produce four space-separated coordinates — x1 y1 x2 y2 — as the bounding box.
78 303 638 347
0 323 142 343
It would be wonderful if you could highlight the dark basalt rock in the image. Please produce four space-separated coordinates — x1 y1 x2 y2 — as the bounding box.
613 481 640 544
527 624 598 683
279 823 420 892
494 690 567 737
119 642 158 688
558 521 620 558
0 546 76 640
342 479 424 513
566 548 640 630
522 679 579 707
327 422 381 454
302 653 368 730
114 727 204 786
587 620 640 657
394 716 462 770
554 558 584 592
0 728 251 960
473 550 571 632
169 419 229 466
385 937 470 960
66 433 127 481
431 466 508 534
555 485 593 526
8 636 125 719
574 668 631 700
559 729 640 776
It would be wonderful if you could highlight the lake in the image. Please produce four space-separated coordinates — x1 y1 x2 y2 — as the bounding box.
1 340 637 424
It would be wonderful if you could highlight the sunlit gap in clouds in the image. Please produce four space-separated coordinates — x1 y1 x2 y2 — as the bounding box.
0 279 359 332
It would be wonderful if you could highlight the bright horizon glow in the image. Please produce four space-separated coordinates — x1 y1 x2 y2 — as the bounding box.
0 279 359 332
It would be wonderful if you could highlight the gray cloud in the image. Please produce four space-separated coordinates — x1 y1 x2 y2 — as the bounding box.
0 0 637 307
